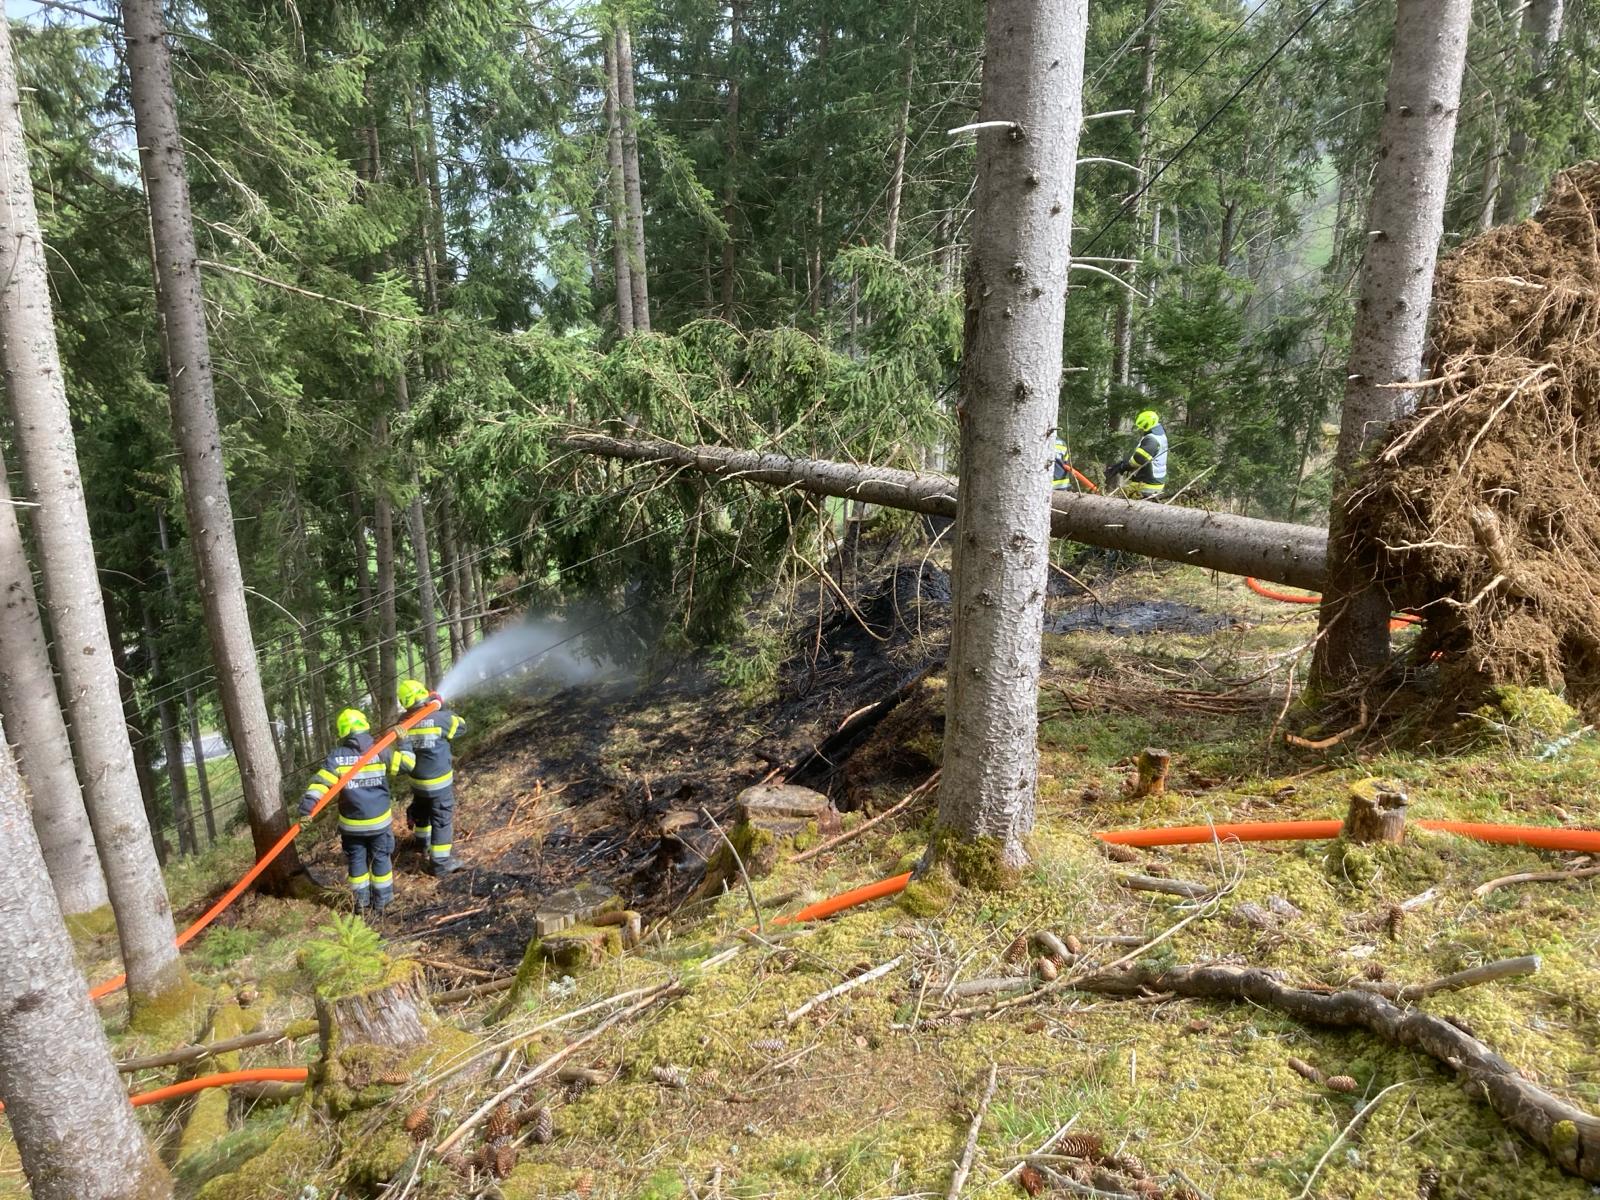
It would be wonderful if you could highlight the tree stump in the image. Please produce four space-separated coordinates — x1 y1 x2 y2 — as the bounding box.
1343 778 1408 844
1130 748 1172 797
317 964 433 1053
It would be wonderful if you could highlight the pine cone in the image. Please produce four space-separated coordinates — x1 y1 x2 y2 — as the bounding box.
564 1078 590 1103
574 1170 595 1198
1036 956 1060 982
1018 1164 1046 1196
1058 1133 1104 1160
1004 933 1028 963
527 1105 554 1145
1287 1056 1326 1085
403 1106 432 1139
376 1069 411 1086
1064 934 1085 956
650 1064 689 1089
1104 1152 1146 1178
485 1102 517 1142
749 1037 787 1054
1384 903 1405 938
1417 1165 1443 1199
1325 1075 1359 1093
1129 1180 1162 1199
492 1142 518 1179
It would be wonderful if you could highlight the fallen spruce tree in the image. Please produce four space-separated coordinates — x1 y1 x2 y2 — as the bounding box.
1348 162 1600 716
565 433 1329 591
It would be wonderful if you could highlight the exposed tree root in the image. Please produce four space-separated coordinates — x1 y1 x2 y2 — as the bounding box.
1071 961 1600 1181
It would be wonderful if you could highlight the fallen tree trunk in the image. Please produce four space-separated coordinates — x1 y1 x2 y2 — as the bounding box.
1075 961 1600 1181
566 434 1328 590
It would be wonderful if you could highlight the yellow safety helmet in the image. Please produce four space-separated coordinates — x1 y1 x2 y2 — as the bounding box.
397 679 431 710
336 708 370 739
1135 410 1161 433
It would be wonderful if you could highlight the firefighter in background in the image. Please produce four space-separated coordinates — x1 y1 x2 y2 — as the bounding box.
1108 409 1168 499
398 679 467 877
301 707 414 913
1051 439 1083 492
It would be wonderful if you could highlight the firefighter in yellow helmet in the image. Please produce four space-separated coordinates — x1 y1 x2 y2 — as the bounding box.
300 707 414 913
1050 439 1086 492
1109 410 1168 499
398 679 467 876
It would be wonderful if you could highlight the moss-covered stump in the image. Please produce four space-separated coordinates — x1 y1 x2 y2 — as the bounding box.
688 784 840 904
315 959 438 1118
1343 777 1409 844
533 880 623 937
492 922 627 1022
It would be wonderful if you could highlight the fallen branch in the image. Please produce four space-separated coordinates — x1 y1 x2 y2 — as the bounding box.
1118 874 1212 901
945 1064 999 1200
117 1024 315 1073
1473 864 1600 898
434 985 681 1158
997 1115 1080 1186
790 771 940 863
1070 962 1600 1180
1353 954 1540 1002
784 955 905 1026
430 976 517 1006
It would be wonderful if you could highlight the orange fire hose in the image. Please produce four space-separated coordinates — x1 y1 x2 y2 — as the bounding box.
1068 466 1100 493
768 871 913 927
88 700 444 1002
0 1067 310 1115
1244 576 1421 630
1097 818 1600 853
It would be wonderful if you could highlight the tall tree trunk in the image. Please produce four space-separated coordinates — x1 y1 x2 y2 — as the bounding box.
0 724 172 1200
616 20 651 331
421 86 450 291
438 493 467 658
931 0 1085 879
122 0 305 894
1113 0 1160 393
351 501 381 702
392 371 443 685
473 559 491 641
1495 0 1563 223
0 14 189 1010
102 595 167 867
884 10 916 257
156 509 215 844
1216 196 1239 268
0 448 108 916
719 0 744 317
603 35 634 332
375 474 398 723
1314 0 1470 683
144 602 195 857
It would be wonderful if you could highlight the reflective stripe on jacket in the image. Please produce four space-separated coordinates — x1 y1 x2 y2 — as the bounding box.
403 705 465 794
1128 424 1168 486
303 731 415 834
1051 440 1079 491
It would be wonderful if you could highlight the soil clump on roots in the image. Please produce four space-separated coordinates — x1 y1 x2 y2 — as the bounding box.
1349 162 1600 715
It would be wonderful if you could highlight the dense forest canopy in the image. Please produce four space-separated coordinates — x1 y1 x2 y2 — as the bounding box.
1 0 1596 849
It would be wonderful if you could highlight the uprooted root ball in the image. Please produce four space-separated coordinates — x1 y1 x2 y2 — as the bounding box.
1349 161 1600 716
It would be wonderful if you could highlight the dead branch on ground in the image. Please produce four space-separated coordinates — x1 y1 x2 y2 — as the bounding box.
945 1063 999 1200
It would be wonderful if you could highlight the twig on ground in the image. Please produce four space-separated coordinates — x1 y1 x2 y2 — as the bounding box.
945 1064 999 1200
1285 697 1370 750
1296 1081 1413 1199
784 956 905 1026
1119 874 1212 900
702 806 763 933
790 771 940 863
997 1115 1080 1185
1473 864 1600 898
1032 1165 1135 1199
434 985 681 1158
1353 955 1540 1002
430 976 517 1006
117 1024 311 1073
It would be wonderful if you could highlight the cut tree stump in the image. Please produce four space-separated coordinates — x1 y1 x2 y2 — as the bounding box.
317 963 433 1053
1130 748 1171 797
1343 778 1408 844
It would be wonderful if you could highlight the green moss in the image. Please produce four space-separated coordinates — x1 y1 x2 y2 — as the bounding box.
898 865 957 917
500 1163 591 1199
343 1127 414 1190
926 826 1021 890
126 970 206 1039
195 1121 324 1200
177 1002 261 1165
63 903 116 940
1469 685 1579 745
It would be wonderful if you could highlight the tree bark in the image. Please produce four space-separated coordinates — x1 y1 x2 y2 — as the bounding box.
603 35 634 332
438 492 468 658
568 434 1329 588
144 602 195 857
1342 778 1408 843
883 10 917 257
154 508 214 844
102 594 167 867
0 444 107 915
932 0 1087 880
375 475 398 723
396 374 442 685
1113 0 1160 394
1314 0 1469 685
0 722 172 1200
720 0 744 317
616 19 651 331
0 12 188 1008
351 499 381 701
123 0 304 892
1495 0 1564 223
